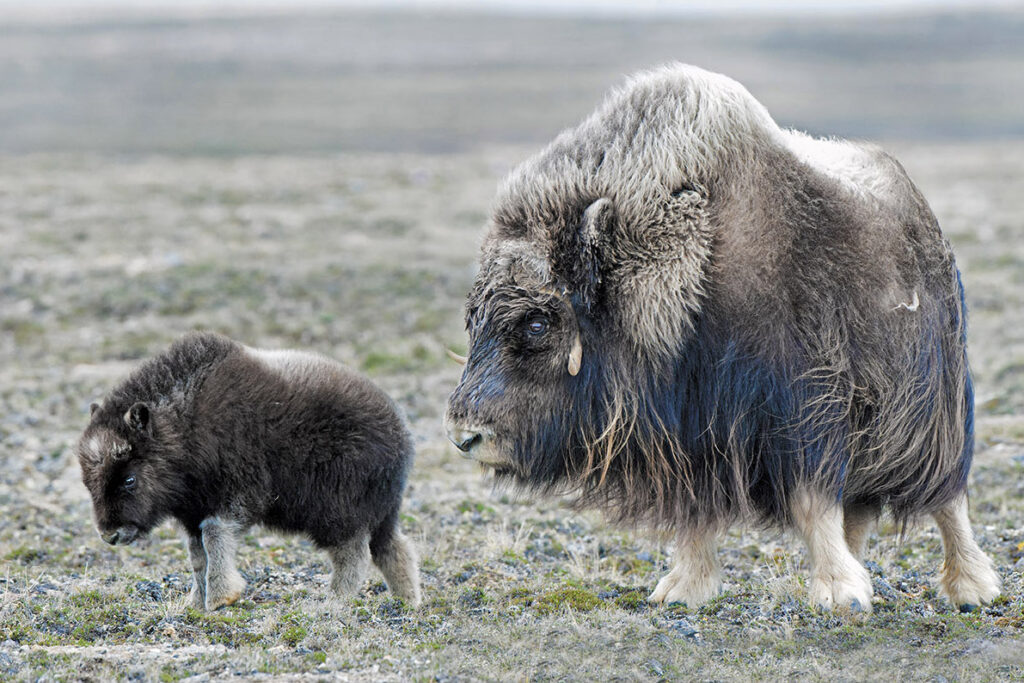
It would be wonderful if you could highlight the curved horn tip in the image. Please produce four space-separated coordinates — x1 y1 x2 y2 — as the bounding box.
446 348 468 365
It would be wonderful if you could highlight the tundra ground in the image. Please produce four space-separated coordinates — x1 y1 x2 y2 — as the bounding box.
0 144 1022 681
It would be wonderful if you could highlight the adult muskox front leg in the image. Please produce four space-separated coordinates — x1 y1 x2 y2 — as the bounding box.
933 494 1001 610
648 527 722 607
200 517 247 611
792 490 873 613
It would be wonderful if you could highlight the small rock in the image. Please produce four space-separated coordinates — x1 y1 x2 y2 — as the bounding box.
864 560 884 576
647 659 665 677
668 617 700 639
135 580 163 602
873 577 901 601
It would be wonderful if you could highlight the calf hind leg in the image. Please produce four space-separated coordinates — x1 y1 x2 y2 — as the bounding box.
933 492 1000 610
370 520 421 607
327 533 371 596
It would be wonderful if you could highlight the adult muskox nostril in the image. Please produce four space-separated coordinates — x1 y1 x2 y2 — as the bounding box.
102 530 120 545
452 433 483 453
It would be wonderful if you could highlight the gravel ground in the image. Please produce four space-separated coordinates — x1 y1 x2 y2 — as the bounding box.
0 143 1022 681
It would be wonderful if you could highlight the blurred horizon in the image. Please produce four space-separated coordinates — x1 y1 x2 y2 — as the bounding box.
0 2 1021 155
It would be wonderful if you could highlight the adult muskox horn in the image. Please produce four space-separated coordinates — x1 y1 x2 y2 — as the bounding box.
446 348 468 365
568 334 582 376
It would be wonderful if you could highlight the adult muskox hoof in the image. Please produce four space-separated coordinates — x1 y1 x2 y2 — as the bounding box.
808 564 873 614
939 558 1000 610
648 568 722 607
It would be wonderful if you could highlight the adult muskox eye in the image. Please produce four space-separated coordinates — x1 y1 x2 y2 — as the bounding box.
525 316 549 337
123 475 136 492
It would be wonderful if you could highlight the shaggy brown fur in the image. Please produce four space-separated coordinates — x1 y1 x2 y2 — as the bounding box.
445 64 999 612
77 331 421 609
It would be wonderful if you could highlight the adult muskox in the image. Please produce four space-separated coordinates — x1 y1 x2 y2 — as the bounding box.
444 64 1001 612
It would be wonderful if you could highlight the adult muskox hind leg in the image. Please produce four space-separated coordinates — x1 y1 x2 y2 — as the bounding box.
369 516 422 607
792 489 873 612
842 504 880 561
648 526 722 606
933 493 1000 610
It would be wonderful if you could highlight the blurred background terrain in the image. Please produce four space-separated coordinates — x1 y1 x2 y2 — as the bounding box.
1 2 1022 680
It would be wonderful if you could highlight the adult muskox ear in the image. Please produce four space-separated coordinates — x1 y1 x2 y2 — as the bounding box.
558 197 614 313
90 402 100 416
124 402 151 434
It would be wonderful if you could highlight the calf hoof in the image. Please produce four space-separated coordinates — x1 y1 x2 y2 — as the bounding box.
187 583 206 610
808 564 873 614
648 568 722 607
205 572 246 611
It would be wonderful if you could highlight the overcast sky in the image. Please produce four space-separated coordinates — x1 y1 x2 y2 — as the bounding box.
0 0 1018 15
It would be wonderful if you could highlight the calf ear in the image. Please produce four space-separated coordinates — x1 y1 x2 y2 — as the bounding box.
557 197 614 313
124 402 151 434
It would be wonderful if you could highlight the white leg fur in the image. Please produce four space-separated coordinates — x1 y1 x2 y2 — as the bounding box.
932 493 1001 609
648 527 722 606
792 490 873 613
843 506 877 561
328 534 371 596
201 517 247 611
372 530 422 607
185 532 207 610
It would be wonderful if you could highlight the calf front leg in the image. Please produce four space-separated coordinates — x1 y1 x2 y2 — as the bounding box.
185 531 207 609
200 517 247 611
648 525 722 607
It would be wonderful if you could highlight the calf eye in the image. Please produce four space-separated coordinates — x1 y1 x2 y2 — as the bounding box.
123 475 136 492
525 317 548 337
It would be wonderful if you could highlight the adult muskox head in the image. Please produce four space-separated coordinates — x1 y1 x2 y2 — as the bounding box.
78 400 182 545
441 65 781 522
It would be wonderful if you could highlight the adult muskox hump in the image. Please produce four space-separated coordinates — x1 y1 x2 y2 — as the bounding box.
444 63 1000 613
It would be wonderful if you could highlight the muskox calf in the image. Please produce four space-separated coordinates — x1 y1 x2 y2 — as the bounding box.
77 331 421 609
445 64 1001 612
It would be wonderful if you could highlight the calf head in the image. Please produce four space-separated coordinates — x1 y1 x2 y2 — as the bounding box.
77 401 172 545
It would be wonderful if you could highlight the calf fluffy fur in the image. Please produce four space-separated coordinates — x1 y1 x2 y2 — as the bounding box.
77 331 421 609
